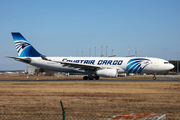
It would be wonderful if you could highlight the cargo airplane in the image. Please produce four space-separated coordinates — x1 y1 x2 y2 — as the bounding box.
7 32 174 80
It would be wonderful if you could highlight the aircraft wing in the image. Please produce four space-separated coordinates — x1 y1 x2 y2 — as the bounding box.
40 55 102 71
58 61 124 71
61 61 100 70
6 56 31 63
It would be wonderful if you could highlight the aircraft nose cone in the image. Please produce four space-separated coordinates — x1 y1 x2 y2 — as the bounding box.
168 63 174 70
170 64 175 69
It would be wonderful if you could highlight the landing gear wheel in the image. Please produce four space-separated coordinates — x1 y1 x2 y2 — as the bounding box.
153 73 156 80
83 76 88 80
89 76 94 80
95 76 99 80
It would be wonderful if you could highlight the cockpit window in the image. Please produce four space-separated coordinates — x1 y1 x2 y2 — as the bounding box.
164 62 169 64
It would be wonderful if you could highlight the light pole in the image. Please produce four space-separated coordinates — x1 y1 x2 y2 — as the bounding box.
95 47 96 57
101 46 103 57
106 46 108 57
112 49 114 56
177 52 179 74
77 52 78 57
89 49 91 57
82 51 83 57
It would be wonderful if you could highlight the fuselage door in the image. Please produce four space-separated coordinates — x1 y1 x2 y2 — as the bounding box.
154 60 159 67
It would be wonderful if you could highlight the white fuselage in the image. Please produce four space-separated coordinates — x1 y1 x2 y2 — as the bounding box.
27 56 174 74
10 32 175 79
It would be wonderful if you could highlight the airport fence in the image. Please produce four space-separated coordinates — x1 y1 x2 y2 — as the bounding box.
0 101 180 119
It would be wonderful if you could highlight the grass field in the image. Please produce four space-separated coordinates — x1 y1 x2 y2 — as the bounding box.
0 80 180 119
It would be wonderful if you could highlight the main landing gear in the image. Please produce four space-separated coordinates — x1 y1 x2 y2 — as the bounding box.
83 75 99 80
153 73 156 80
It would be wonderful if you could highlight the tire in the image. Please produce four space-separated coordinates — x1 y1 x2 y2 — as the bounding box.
83 76 88 80
89 77 94 80
95 76 99 80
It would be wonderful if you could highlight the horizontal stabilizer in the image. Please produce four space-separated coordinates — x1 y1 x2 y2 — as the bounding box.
6 56 31 64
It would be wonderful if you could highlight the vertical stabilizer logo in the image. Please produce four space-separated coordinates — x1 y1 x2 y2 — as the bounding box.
14 40 30 54
126 58 151 73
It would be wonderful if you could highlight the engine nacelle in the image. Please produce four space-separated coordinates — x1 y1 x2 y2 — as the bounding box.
96 69 118 78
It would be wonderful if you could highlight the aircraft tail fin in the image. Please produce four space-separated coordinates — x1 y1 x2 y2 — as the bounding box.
11 32 41 57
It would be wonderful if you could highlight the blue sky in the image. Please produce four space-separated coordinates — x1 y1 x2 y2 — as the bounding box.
0 0 180 70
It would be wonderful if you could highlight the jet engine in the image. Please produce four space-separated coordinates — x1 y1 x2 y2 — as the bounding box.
96 69 118 78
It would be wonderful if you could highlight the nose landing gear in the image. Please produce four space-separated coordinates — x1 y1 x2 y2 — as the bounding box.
153 73 156 80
